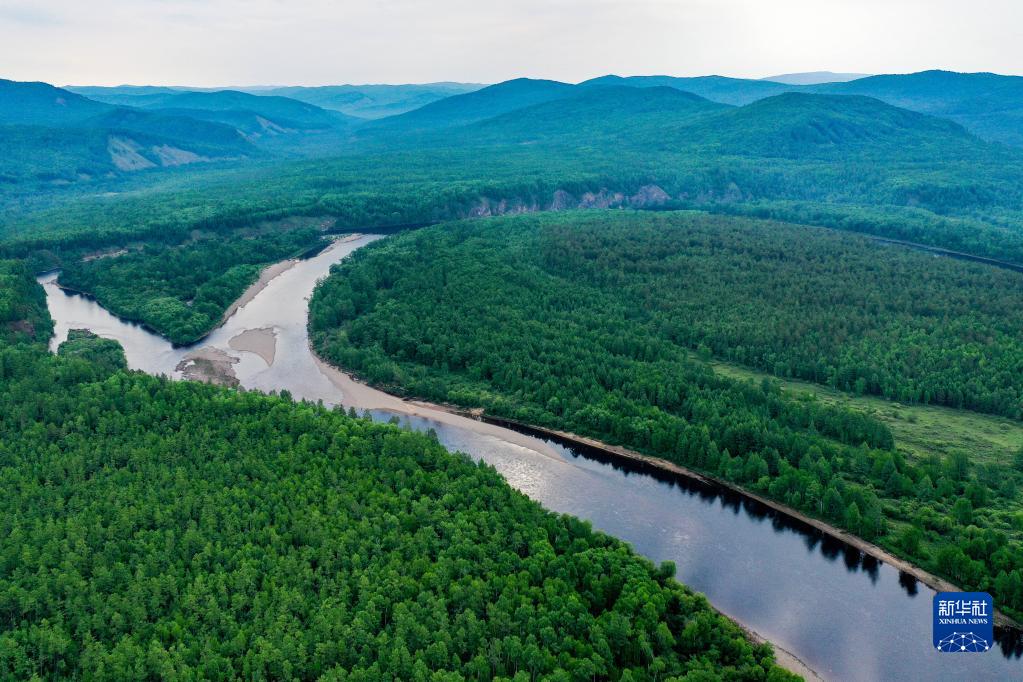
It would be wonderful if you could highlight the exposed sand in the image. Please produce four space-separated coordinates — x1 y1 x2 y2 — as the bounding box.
220 233 365 324
310 350 565 460
175 347 240 388
222 259 299 323
229 327 276 365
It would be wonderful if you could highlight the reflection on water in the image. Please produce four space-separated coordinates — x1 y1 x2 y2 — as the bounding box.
41 235 1023 681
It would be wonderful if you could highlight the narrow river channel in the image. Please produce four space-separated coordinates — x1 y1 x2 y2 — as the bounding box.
40 234 1023 681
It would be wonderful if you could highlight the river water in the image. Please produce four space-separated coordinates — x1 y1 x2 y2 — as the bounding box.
41 234 1023 681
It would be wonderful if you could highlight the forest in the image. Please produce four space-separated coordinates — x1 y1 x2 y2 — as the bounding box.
308 211 1023 619
0 262 796 680
531 212 1023 417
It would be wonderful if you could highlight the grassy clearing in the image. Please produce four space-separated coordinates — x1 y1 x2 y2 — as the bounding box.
710 360 1023 468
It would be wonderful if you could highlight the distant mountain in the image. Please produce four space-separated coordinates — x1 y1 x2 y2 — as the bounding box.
581 70 1023 146
807 70 1023 147
0 81 255 185
0 79 113 125
65 85 187 107
133 90 351 130
364 78 577 134
685 92 978 159
68 86 354 130
459 85 726 145
810 70 1019 110
762 71 868 85
363 80 984 166
250 83 485 119
580 75 793 106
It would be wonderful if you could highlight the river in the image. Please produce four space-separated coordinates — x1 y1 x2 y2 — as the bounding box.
40 234 1023 681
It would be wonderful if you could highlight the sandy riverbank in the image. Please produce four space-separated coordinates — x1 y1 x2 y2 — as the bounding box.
221 233 365 324
222 259 299 323
310 351 566 461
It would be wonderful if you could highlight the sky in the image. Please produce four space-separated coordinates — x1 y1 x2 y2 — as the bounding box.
1 0 1022 87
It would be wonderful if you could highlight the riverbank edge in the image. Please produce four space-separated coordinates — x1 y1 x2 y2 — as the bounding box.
47 234 360 348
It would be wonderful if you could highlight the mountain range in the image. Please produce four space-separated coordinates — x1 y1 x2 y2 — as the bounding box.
4 69 1023 190
582 70 1023 146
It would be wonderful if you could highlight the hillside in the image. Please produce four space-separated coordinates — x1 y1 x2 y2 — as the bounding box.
364 78 577 134
0 80 366 190
0 85 255 184
443 85 726 146
0 79 112 125
0 122 248 185
88 107 250 150
812 70 1023 146
581 74 794 105
686 92 979 159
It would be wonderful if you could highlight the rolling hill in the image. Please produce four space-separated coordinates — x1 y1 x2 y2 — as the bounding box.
0 81 256 184
363 78 577 134
580 74 794 105
456 85 727 146
64 85 186 107
811 70 1023 146
131 90 351 129
582 70 1023 146
684 92 980 159
68 85 356 131
384 81 991 163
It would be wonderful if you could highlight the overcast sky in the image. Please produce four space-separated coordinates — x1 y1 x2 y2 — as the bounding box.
2 0 1022 87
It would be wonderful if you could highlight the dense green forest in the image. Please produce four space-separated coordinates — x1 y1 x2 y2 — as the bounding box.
309 211 1023 619
534 212 1023 417
0 264 795 679
56 328 128 373
58 228 325 344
